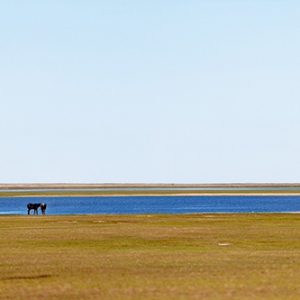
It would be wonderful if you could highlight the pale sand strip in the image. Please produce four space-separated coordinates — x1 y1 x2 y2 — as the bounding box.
1 183 300 190
1 183 300 197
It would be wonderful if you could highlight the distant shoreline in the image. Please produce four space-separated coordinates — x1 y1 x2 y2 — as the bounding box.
1 183 300 189
1 183 300 197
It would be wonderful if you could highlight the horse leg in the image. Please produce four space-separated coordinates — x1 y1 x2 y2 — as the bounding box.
28 209 30 215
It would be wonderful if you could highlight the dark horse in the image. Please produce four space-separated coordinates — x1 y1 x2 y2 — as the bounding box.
40 203 47 215
27 203 41 215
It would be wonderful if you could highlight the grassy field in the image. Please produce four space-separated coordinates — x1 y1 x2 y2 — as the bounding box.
1 213 300 299
1 183 300 197
2 189 300 197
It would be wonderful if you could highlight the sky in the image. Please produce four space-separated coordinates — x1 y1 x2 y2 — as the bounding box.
1 1 300 184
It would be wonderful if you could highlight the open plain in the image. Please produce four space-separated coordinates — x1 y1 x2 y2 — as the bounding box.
1 213 300 299
1 183 300 197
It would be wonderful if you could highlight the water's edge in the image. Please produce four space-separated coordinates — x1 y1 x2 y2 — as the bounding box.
1 183 300 197
1 195 300 215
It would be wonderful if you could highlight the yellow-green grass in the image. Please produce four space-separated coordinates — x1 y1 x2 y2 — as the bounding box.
1 213 300 299
1 183 300 197
1 189 300 197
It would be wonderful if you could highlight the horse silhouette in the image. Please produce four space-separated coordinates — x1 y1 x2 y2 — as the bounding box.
27 203 41 215
40 203 47 215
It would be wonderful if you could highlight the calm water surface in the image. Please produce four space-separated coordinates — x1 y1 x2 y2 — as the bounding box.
1 195 300 214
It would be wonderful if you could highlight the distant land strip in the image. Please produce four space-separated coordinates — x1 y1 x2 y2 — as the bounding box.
1 183 300 197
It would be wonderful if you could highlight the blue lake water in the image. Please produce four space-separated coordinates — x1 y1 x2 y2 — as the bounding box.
0 195 300 215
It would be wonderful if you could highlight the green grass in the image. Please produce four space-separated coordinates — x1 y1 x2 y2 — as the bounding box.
1 189 300 197
1 182 300 197
1 213 300 299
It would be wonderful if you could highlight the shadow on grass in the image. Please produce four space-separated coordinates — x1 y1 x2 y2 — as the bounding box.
2 274 52 281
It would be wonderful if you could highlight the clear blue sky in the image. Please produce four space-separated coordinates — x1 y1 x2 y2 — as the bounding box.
1 1 300 184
